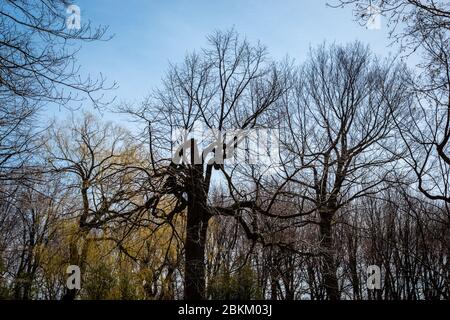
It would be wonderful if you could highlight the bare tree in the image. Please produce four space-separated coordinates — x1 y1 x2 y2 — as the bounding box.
122 29 291 299
45 113 148 299
332 0 450 202
0 0 114 190
278 42 409 299
0 0 114 107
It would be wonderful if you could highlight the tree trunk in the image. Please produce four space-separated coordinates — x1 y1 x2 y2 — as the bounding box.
184 165 209 300
347 231 361 299
184 201 209 299
270 268 278 300
62 230 89 300
320 209 340 300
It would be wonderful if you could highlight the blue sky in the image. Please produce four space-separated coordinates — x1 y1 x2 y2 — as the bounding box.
48 0 399 120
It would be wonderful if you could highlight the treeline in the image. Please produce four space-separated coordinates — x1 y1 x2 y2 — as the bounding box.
0 149 448 300
0 0 449 300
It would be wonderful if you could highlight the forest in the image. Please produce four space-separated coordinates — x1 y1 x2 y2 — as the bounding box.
0 0 449 300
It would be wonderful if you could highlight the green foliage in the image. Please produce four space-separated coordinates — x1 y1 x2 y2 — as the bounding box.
117 272 138 300
0 259 10 299
0 280 9 299
82 263 116 300
208 264 262 300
